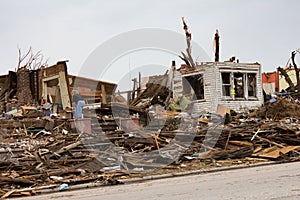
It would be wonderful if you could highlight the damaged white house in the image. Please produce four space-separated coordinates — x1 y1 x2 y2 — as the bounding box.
173 61 263 113
168 19 264 113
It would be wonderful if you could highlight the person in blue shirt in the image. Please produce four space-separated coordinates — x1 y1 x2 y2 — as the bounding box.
72 90 85 119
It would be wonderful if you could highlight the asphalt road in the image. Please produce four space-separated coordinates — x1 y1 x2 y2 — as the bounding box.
17 162 300 200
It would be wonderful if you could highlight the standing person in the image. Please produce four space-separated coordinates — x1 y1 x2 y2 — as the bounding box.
72 90 85 119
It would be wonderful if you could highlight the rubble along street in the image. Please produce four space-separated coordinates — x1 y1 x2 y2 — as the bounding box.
0 18 300 199
0 96 300 198
14 162 300 200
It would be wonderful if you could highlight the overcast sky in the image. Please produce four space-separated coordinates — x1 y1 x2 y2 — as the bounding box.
0 0 299 81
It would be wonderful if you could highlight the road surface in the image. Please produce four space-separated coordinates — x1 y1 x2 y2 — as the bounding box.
17 162 300 200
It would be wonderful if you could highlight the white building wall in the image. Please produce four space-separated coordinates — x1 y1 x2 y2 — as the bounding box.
216 63 263 112
192 63 217 113
172 70 183 100
176 62 264 114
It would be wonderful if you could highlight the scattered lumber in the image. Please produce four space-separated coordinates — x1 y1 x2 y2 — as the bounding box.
0 97 300 198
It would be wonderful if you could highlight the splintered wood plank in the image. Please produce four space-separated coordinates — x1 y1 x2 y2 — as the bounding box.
101 84 107 104
1 185 57 199
58 71 71 109
252 146 279 157
229 140 253 147
55 141 82 154
254 146 300 159
0 177 34 185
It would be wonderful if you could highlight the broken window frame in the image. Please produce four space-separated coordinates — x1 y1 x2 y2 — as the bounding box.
221 72 231 97
182 72 205 101
247 73 257 98
233 72 245 98
221 71 257 100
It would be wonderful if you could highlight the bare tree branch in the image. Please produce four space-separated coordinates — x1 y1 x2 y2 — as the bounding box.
18 46 32 69
17 47 47 70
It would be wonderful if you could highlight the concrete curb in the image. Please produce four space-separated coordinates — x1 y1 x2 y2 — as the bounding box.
30 160 297 196
118 160 287 183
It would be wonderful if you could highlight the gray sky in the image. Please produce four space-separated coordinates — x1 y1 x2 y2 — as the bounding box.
0 0 299 81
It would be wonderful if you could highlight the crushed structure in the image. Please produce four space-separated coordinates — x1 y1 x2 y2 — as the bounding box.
0 19 299 198
174 61 263 113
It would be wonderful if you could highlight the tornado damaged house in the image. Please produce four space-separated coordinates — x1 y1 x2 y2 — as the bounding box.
170 18 263 113
0 61 116 114
174 61 263 113
0 18 300 199
40 61 116 109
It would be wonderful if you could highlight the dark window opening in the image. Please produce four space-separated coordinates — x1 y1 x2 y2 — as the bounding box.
247 73 256 97
234 73 244 98
182 74 204 100
221 72 231 97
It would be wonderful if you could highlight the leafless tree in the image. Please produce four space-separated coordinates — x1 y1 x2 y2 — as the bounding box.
179 17 195 67
17 47 48 70
278 48 300 92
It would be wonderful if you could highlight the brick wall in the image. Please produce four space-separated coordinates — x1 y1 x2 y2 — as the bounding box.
17 67 33 105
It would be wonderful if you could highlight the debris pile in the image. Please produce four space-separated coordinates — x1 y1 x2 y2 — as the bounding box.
1 96 299 198
0 118 129 198
0 28 299 198
259 97 300 119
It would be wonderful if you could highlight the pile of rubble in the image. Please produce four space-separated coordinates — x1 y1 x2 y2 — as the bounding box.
0 118 129 198
1 24 299 199
0 97 299 198
258 97 300 119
